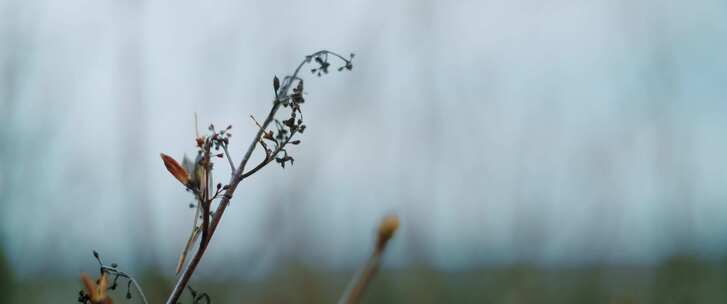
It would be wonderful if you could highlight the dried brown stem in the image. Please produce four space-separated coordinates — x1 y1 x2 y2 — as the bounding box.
339 251 383 304
338 215 399 304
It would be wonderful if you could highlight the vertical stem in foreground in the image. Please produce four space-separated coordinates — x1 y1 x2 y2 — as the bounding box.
165 103 279 304
338 215 400 304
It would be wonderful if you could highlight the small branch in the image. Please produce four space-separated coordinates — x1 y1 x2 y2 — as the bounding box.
221 142 236 172
165 50 351 304
241 129 297 179
100 266 149 304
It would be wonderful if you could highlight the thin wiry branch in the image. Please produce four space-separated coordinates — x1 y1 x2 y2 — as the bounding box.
100 266 149 304
241 128 298 179
221 141 236 172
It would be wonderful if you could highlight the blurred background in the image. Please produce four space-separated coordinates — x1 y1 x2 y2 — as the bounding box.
2 0 727 303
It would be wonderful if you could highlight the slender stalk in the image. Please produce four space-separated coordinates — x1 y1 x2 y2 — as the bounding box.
338 215 399 304
100 266 149 304
165 103 279 304
221 142 236 172
337 251 382 304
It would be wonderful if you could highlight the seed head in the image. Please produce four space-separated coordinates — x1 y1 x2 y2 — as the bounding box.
161 153 190 187
376 214 400 252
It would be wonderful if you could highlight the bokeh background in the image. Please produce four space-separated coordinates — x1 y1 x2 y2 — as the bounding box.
2 0 727 303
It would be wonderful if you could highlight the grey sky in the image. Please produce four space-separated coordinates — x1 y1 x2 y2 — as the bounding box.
1 0 727 278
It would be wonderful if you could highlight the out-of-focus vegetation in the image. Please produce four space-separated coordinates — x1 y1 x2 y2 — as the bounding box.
0 248 14 302
6 255 727 303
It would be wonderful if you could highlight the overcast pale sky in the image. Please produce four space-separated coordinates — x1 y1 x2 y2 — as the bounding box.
1 0 727 278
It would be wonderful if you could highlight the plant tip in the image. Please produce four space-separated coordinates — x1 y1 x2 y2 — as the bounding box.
376 214 400 252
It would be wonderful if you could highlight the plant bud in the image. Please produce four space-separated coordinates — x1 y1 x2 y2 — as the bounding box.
161 153 190 187
273 75 280 92
376 214 400 252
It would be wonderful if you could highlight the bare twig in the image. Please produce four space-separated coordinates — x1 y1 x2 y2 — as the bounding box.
242 128 297 179
221 142 236 172
100 266 149 304
81 251 149 304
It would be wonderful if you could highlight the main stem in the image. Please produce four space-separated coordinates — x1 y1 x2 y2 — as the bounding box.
165 103 280 304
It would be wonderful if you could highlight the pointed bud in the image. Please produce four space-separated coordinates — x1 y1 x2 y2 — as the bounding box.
161 153 190 187
376 215 400 252
273 76 280 92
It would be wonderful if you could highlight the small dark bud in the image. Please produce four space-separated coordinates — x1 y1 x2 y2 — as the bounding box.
273 76 280 92
216 183 222 189
209 124 214 131
216 153 224 158
283 118 295 129
111 263 118 268
291 140 301 145
93 250 99 259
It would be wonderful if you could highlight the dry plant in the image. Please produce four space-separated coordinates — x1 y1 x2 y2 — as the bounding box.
77 50 400 304
338 215 400 304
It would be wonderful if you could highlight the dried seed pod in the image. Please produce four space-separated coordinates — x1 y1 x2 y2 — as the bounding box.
376 215 400 252
161 153 190 187
81 273 112 304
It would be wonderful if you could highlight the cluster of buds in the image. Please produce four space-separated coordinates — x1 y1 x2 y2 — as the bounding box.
255 77 308 168
310 52 355 76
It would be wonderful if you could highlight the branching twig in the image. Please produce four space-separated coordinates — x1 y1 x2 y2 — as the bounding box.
100 266 149 304
164 50 353 304
79 251 149 304
221 141 236 172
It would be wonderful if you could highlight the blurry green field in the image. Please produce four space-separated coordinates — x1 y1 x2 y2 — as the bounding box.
3 255 727 303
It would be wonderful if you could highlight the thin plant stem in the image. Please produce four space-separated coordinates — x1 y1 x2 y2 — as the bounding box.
100 266 149 304
337 251 382 304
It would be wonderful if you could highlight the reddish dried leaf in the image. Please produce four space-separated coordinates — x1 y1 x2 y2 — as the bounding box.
161 153 190 187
